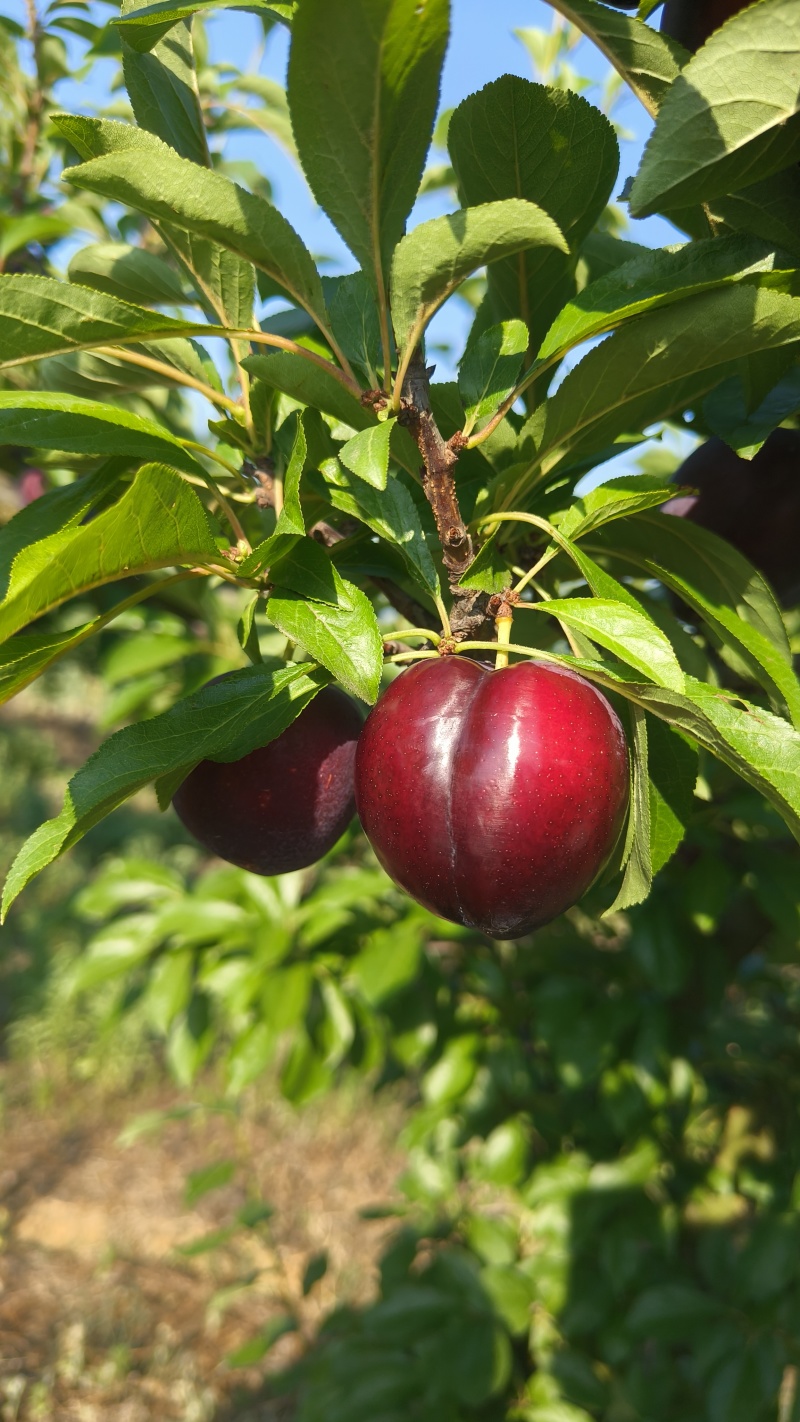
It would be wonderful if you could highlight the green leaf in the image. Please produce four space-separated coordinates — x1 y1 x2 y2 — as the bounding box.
476 1120 530 1187
139 335 225 393
0 213 74 264
287 0 449 284
117 0 292 52
119 0 209 166
557 475 676 541
553 536 647 620
703 360 800 456
266 585 383 703
390 200 567 353
184 1159 236 1206
591 512 800 728
242 352 371 429
538 234 784 363
458 529 511 594
458 321 527 436
54 116 255 330
267 541 383 703
319 977 355 1066
176 1224 238 1257
302 1250 328 1296
0 464 219 645
580 229 652 284
708 1345 775 1422
237 594 262 664
226 1314 297 1369
625 1283 722 1340
0 391 203 475
69 914 161 992
680 675 800 843
518 284 800 498
352 922 423 1006
0 626 105 704
143 948 194 1034
67 242 187 305
422 1035 480 1106
322 460 440 597
263 961 313 1035
480 1262 535 1332
167 993 213 1084
228 73 298 163
631 0 800 216
0 273 212 372
542 0 688 116
65 136 326 326
449 77 618 349
647 718 697 875
558 659 800 847
530 598 685 691
0 459 126 600
709 166 800 264
280 1030 332 1104
226 1022 277 1094
324 272 383 379
269 537 344 605
0 592 193 706
116 1105 197 1147
605 705 649 915
238 410 306 576
338 420 394 490
1 663 329 917
104 633 197 689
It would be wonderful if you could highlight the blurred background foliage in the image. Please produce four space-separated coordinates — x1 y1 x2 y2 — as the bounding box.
0 2 799 1420
4 693 800 1420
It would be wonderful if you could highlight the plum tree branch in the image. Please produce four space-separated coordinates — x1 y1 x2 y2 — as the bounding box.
399 350 471 580
397 352 500 641
398 350 497 641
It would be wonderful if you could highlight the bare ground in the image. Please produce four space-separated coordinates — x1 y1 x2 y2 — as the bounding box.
0 1077 406 1421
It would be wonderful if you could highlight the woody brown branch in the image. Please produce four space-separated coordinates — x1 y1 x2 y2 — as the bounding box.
399 349 473 587
399 350 496 642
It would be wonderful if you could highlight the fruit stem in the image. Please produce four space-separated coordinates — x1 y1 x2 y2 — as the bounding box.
384 650 441 665
456 640 554 660
434 595 452 639
478 511 562 599
495 611 513 670
383 628 441 646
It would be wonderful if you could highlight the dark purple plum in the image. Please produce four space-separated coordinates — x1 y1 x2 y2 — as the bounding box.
663 430 800 602
660 0 752 50
173 685 362 875
355 657 629 939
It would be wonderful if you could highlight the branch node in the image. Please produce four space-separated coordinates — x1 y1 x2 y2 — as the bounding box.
242 456 276 509
361 388 388 412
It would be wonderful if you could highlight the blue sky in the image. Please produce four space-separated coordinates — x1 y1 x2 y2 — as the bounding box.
2 0 695 477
